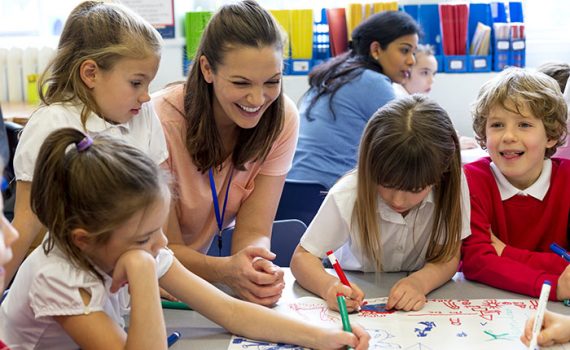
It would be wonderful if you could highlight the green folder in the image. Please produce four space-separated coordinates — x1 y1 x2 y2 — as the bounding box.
185 11 212 60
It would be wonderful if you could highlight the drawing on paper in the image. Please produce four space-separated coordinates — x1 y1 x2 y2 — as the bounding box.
229 336 306 350
227 297 570 350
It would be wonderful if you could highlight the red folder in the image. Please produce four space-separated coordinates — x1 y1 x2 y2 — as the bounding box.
439 4 455 55
456 4 469 55
326 8 349 57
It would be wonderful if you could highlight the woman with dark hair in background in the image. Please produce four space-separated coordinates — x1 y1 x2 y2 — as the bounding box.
288 11 421 189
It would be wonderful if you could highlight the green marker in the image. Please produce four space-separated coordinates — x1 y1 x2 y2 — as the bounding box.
336 293 353 350
161 300 192 310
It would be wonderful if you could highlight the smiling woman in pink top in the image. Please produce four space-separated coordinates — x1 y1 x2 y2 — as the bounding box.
152 0 299 306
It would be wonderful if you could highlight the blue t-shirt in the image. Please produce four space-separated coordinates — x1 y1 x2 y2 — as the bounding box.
288 69 395 189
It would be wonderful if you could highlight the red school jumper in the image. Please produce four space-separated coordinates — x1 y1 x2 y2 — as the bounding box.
462 157 570 300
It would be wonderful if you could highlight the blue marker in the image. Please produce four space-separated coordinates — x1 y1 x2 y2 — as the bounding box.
550 243 570 262
167 331 181 347
549 243 570 306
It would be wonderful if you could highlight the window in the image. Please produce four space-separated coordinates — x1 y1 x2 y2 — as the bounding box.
0 0 79 47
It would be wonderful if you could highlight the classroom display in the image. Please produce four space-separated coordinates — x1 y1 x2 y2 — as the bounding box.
183 1 525 75
228 297 570 350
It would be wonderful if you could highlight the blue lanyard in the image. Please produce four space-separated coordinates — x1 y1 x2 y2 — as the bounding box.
209 167 233 256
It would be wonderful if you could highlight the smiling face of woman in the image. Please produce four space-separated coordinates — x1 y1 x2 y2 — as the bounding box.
199 45 283 132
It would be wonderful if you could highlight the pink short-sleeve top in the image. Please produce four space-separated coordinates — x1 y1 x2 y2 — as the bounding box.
152 85 299 252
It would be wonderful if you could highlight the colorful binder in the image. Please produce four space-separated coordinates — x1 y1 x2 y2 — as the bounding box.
326 8 349 57
185 11 212 60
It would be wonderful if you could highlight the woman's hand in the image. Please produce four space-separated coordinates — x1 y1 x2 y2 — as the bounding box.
223 246 285 306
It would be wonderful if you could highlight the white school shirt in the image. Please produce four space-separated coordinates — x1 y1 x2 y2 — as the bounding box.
14 101 168 181
490 159 551 201
300 171 471 272
392 83 410 98
0 242 174 349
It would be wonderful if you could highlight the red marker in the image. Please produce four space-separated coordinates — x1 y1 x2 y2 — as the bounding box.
326 250 351 287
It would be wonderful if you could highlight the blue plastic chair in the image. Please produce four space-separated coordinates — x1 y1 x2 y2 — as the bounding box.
275 179 328 226
207 219 307 267
269 219 307 267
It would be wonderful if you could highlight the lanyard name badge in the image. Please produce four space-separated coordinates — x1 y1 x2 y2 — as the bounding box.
209 167 233 256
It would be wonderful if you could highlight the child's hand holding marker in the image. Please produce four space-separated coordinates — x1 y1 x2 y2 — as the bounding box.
326 251 365 312
521 310 570 348
324 278 365 312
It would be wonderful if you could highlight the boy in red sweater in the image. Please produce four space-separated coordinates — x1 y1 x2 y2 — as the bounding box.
462 67 570 301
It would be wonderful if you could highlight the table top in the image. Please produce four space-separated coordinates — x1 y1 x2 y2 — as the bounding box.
1 102 35 125
163 269 568 349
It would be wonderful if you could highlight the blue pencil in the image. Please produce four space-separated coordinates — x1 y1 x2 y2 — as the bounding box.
167 331 181 347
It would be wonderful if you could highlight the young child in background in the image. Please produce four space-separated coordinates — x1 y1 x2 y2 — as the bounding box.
5 1 168 288
291 95 471 312
537 62 570 93
393 44 438 97
461 68 570 301
537 62 570 159
0 169 19 350
0 128 370 349
521 310 570 347
393 45 478 150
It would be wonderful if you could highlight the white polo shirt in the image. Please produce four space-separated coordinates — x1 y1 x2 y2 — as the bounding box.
300 171 471 272
14 101 168 181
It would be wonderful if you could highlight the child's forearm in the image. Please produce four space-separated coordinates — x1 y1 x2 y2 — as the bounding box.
6 181 45 288
169 242 231 283
229 298 328 348
290 247 338 299
126 257 167 350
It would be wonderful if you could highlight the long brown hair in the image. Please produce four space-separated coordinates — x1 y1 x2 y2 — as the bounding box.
352 95 462 270
31 128 169 281
38 1 162 127
183 0 285 172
